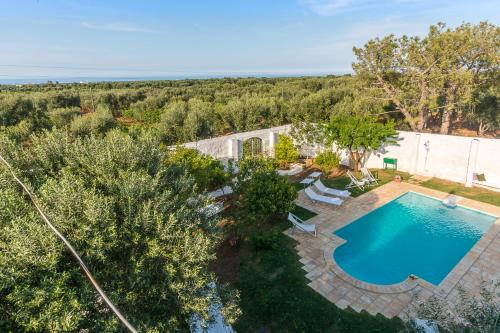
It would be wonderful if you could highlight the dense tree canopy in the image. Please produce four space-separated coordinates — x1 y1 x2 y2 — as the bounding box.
167 146 229 192
234 157 297 222
0 130 238 332
353 21 499 135
0 75 358 145
321 96 398 170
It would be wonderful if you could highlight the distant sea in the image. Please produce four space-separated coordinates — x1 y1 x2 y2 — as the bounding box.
0 72 346 85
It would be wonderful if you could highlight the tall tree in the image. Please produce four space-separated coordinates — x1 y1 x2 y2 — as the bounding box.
322 97 398 171
0 130 238 332
429 22 499 134
353 21 499 134
353 34 436 132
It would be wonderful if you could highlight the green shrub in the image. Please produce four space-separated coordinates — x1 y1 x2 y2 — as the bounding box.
70 106 116 137
274 134 299 168
48 107 81 128
168 146 229 191
235 157 297 222
314 150 340 177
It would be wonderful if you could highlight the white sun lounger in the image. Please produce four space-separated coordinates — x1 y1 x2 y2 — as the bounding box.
288 212 316 236
313 179 350 198
203 202 225 217
305 187 343 206
277 163 303 176
361 167 378 185
345 170 368 191
208 186 233 199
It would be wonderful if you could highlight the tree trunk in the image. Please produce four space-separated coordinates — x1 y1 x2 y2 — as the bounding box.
417 110 427 132
417 87 429 131
377 75 418 131
350 151 362 171
440 107 453 134
478 121 488 137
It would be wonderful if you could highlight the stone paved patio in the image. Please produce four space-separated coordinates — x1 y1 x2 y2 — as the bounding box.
286 181 500 319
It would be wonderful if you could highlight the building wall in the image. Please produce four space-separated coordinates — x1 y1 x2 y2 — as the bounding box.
183 125 291 159
182 125 500 186
365 131 500 185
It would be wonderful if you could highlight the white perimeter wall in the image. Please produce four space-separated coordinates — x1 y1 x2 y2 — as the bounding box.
183 125 291 159
365 131 500 185
182 125 500 186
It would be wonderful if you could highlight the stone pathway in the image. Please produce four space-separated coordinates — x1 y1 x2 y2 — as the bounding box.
286 181 500 319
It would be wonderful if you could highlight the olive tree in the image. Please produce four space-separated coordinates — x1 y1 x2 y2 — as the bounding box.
0 130 239 332
353 21 499 134
322 97 397 171
406 280 500 333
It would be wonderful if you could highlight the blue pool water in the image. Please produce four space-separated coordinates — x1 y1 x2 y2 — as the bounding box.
333 192 497 286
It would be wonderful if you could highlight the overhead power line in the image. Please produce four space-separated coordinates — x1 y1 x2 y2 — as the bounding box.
0 153 138 333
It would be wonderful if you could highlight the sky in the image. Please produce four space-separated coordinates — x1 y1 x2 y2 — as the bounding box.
0 0 498 81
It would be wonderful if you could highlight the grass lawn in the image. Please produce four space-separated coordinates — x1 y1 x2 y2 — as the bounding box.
291 203 318 220
230 205 404 333
320 169 411 197
420 178 500 207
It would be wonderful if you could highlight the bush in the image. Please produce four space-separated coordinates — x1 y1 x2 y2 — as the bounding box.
235 157 297 222
48 107 81 128
70 106 116 137
251 231 281 251
167 146 229 191
407 280 500 333
274 134 299 168
314 150 341 177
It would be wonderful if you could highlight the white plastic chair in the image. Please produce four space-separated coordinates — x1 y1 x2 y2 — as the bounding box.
361 167 378 185
288 212 316 236
345 170 367 191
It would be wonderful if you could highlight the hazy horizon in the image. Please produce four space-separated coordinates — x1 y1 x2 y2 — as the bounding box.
0 71 352 85
1 0 499 82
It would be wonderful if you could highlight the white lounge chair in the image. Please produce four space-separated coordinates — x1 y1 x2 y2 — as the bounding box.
208 186 233 199
203 202 225 217
277 163 303 176
345 170 367 191
305 187 343 206
313 179 351 198
288 212 316 236
361 167 378 185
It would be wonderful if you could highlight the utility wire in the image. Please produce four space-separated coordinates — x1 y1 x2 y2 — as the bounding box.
0 153 138 333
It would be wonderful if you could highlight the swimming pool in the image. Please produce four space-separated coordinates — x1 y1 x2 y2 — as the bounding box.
333 192 497 286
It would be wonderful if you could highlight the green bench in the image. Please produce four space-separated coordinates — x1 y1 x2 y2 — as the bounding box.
383 157 397 170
